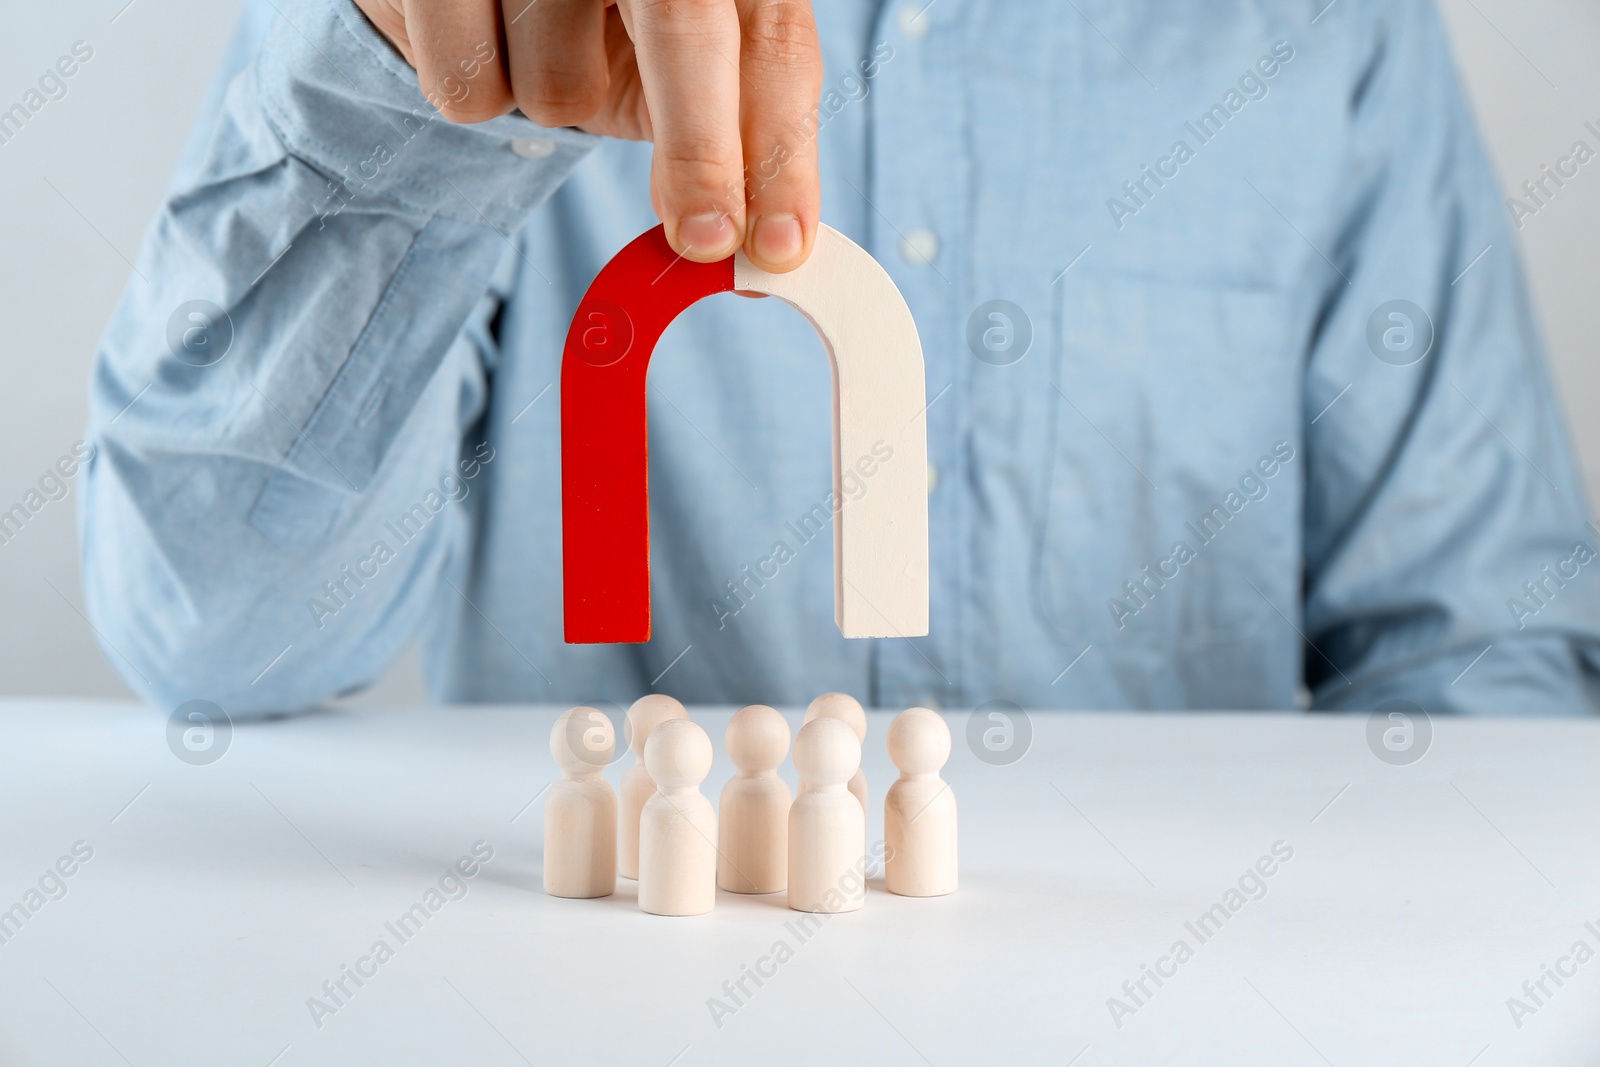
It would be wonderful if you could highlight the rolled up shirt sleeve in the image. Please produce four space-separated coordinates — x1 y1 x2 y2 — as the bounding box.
82 0 595 713
1301 0 1600 713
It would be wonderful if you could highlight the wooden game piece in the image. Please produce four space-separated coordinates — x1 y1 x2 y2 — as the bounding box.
803 692 868 811
788 717 867 913
884 707 958 897
544 706 617 899
718 705 792 894
619 694 688 880
638 719 717 916
561 223 929 644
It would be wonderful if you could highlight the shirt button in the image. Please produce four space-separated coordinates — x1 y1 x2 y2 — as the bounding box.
510 137 556 159
896 3 930 39
900 228 939 265
927 462 939 494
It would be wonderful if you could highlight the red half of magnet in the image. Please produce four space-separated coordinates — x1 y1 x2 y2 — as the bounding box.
560 225 736 643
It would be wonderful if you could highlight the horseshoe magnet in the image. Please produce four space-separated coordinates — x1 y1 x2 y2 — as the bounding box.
560 223 929 644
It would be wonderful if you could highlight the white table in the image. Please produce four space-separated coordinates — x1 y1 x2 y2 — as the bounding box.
0 701 1595 1066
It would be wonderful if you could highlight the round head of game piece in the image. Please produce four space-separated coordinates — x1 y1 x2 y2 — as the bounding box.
803 691 867 743
887 707 950 776
793 716 860 787
725 705 790 774
625 693 688 758
552 706 615 772
644 718 713 791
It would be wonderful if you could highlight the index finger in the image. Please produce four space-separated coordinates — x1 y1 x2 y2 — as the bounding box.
619 0 747 261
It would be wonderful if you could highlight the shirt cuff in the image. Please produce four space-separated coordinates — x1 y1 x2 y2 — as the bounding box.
255 0 597 233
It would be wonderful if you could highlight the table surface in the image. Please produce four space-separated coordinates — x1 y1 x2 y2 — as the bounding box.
0 700 1595 1067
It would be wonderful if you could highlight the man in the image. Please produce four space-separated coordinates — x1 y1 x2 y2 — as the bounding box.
82 0 1600 713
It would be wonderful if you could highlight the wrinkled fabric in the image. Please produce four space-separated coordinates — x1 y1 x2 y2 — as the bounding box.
83 0 1600 713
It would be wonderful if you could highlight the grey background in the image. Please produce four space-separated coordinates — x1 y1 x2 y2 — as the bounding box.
0 0 1594 704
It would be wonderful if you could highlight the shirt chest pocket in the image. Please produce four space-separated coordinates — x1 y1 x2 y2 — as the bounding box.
1030 272 1304 655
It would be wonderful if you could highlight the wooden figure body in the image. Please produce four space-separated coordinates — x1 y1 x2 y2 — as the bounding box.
638 718 717 916
619 694 687 880
788 717 867 914
544 706 617 899
718 705 792 894
803 692 868 811
884 707 958 897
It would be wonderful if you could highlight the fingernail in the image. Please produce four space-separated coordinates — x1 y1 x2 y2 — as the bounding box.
752 214 803 266
678 212 737 258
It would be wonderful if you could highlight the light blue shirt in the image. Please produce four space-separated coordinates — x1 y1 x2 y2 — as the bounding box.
83 0 1600 713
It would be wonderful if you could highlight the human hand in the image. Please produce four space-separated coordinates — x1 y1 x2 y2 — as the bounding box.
352 0 823 271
